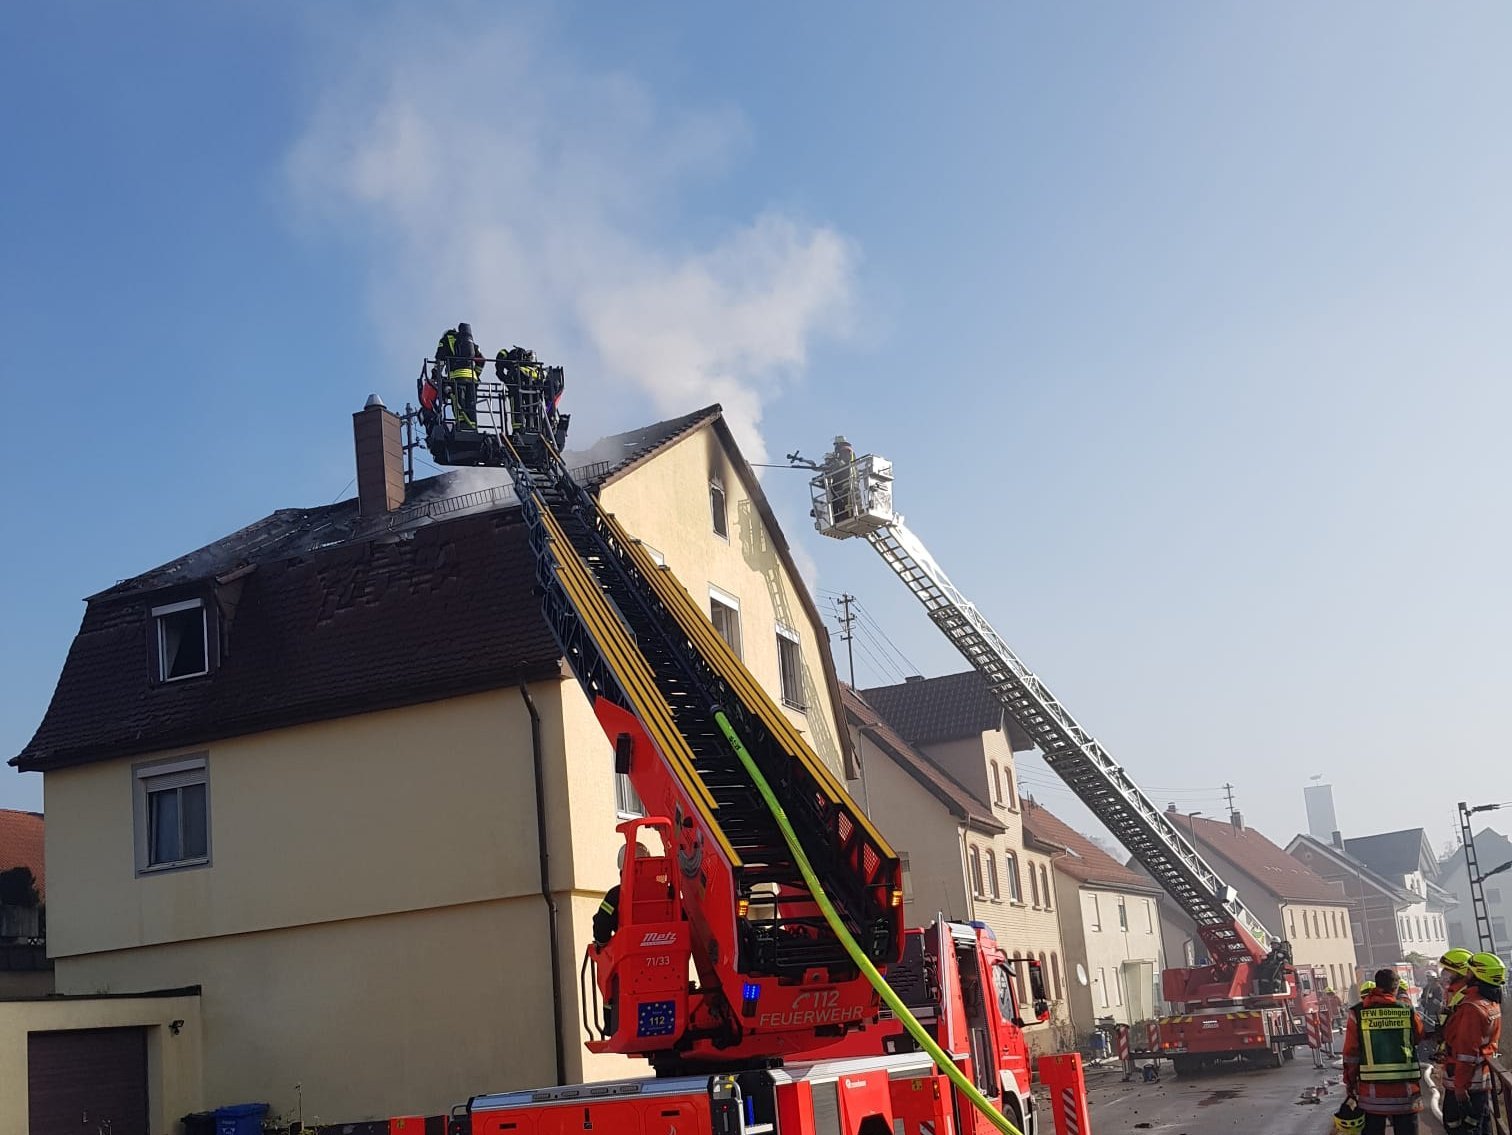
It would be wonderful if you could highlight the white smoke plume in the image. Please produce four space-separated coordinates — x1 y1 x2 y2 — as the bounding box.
285 10 855 463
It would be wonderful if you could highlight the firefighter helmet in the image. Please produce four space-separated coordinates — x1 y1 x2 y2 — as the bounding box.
1360 981 1376 995
1334 1098 1366 1133
1440 948 1473 975
1468 952 1506 986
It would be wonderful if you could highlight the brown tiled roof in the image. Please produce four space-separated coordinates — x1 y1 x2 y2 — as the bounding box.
1021 799 1160 894
1184 813 1346 904
841 687 1003 833
15 510 560 772
0 810 45 899
860 671 1033 752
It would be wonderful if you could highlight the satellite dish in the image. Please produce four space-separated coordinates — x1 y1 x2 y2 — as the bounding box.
1075 963 1089 987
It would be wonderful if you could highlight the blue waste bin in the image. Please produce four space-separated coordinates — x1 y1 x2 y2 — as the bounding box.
213 1103 268 1135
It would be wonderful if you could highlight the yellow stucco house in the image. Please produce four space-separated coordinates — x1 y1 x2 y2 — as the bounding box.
846 675 1073 1055
12 402 854 1124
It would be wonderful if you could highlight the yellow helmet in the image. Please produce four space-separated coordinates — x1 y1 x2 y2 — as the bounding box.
1440 948 1473 975
1334 1099 1366 1133
1360 980 1376 994
1468 952 1506 987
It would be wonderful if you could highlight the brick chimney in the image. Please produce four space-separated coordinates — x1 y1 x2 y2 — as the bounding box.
353 395 404 516
1231 811 1245 833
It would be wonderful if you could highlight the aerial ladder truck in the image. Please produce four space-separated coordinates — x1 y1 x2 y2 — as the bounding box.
807 444 1323 1073
392 376 1082 1135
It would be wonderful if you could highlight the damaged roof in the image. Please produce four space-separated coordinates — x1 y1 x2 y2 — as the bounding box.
860 671 1034 751
13 407 725 773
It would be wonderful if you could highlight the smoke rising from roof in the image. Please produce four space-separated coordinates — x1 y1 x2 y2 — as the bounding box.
284 10 855 464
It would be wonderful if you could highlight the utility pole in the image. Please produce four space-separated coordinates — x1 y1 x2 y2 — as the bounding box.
1224 783 1236 818
837 593 857 687
1459 800 1512 954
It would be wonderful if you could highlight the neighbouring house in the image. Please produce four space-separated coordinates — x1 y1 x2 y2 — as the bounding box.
1151 809 1358 1000
1437 827 1512 965
1287 833 1421 973
0 809 50 996
856 671 1071 1052
1342 829 1455 964
840 687 1071 1052
1020 799 1165 1036
12 401 853 1122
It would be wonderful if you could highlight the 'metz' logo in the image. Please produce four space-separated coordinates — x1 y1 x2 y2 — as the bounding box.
640 931 679 947
843 1078 870 1090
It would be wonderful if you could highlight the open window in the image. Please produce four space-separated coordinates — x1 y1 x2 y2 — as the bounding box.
709 477 729 539
152 599 210 682
709 587 742 659
775 625 806 711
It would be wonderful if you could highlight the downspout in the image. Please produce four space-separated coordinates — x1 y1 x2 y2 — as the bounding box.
520 683 568 1087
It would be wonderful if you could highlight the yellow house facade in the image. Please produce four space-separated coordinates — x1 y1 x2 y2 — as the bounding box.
14 404 853 1123
851 675 1073 1055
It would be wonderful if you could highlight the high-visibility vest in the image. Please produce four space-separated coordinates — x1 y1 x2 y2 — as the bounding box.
1356 1005 1418 1082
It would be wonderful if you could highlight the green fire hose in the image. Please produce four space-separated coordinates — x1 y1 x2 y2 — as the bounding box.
712 711 1025 1135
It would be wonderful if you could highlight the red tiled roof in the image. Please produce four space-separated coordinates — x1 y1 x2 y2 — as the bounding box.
1021 799 1160 894
841 688 1003 833
0 810 44 899
1184 812 1345 904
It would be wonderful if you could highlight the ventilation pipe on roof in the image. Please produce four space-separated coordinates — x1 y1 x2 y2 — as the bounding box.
1332 830 1344 850
353 396 405 516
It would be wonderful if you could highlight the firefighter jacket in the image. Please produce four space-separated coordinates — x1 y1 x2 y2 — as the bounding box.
437 331 483 381
1343 990 1425 1114
1443 987 1502 1095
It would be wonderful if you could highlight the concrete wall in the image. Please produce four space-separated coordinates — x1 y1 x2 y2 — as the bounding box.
599 426 846 777
0 992 202 1135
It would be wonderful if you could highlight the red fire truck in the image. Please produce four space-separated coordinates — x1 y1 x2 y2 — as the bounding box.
810 443 1328 1074
387 402 1080 1135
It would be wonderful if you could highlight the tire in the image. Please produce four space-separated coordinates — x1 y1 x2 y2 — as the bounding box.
1171 1055 1200 1077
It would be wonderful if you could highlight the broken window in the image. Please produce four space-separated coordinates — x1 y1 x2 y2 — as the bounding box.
709 477 728 539
153 599 208 682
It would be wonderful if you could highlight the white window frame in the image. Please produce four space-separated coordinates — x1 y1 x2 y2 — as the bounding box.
709 477 729 540
133 754 211 875
986 850 1000 901
709 586 743 659
1089 893 1101 931
775 623 806 712
152 598 209 682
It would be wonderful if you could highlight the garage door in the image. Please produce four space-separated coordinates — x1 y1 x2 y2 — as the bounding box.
28 1027 148 1135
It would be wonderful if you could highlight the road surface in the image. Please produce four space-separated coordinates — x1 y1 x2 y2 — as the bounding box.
1048 1050 1447 1135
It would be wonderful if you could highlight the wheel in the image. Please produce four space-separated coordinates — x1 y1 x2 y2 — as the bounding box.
1171 1054 1200 1076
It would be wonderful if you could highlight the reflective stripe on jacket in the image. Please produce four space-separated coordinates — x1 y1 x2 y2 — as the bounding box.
1344 991 1424 1114
1444 989 1502 1094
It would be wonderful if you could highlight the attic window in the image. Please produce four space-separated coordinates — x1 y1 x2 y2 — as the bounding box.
709 477 729 539
153 599 209 682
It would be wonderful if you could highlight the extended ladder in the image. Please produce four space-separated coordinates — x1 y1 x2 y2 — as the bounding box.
810 452 1274 967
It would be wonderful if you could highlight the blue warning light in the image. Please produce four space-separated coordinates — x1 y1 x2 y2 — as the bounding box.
742 982 761 1002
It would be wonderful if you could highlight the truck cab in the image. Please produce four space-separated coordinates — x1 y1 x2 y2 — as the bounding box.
829 920 1047 1135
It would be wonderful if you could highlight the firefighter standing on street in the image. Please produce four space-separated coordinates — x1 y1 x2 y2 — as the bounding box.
1442 952 1504 1135
1343 968 1426 1135
437 323 485 429
1436 947 1476 1132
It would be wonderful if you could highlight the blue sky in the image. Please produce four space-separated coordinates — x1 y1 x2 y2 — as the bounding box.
3 3 1509 857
